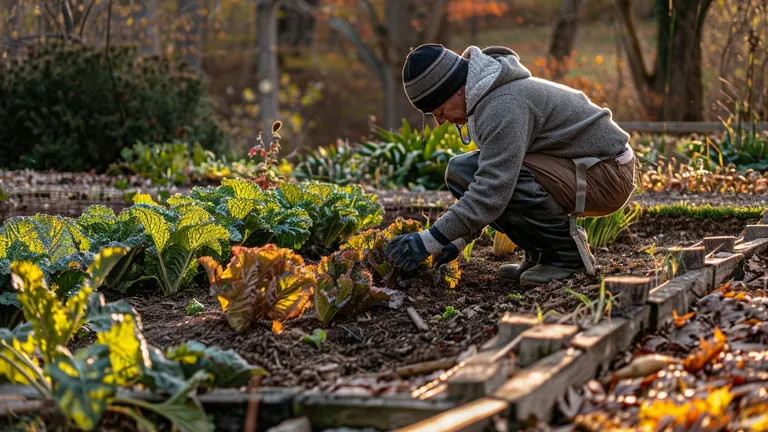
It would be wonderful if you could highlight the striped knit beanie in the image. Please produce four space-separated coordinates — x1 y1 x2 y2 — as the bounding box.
402 44 469 113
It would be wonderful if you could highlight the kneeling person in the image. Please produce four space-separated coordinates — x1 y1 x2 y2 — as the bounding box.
385 44 636 285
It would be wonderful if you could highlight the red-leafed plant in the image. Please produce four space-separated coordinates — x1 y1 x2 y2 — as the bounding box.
313 249 392 323
199 244 315 332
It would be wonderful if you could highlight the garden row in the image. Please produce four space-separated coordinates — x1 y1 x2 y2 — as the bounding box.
401 213 768 431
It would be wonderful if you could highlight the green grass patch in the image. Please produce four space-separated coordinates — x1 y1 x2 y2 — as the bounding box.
644 204 765 221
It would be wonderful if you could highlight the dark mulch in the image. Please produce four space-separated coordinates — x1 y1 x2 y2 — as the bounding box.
112 215 752 391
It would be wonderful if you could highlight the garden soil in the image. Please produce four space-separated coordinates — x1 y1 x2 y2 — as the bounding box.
110 216 753 392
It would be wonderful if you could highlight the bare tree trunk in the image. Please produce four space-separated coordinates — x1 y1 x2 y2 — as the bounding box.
256 0 282 132
549 0 585 66
613 0 712 120
178 0 203 71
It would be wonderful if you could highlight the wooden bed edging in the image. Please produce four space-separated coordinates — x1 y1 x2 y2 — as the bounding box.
400 207 767 431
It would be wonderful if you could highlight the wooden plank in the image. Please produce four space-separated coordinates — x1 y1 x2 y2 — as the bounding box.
745 225 768 242
762 209 768 224
703 236 737 254
395 397 509 432
604 276 652 307
517 324 578 368
570 318 634 376
447 349 514 402
705 252 745 287
295 394 457 431
647 267 713 330
734 238 768 260
617 121 768 134
493 348 592 423
497 314 538 342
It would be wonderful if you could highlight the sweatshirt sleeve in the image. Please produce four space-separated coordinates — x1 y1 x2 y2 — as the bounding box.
432 96 537 241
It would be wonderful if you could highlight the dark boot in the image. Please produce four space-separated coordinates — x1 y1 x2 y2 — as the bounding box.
498 251 539 281
445 152 585 276
519 264 584 286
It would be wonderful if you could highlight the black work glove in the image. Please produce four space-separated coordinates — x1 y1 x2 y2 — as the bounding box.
434 243 460 268
386 227 449 271
386 232 431 271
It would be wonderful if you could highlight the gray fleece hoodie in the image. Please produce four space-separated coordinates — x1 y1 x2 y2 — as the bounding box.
432 46 631 242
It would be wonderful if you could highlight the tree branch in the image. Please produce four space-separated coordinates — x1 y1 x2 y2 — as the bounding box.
423 0 448 42
326 15 388 87
612 0 653 93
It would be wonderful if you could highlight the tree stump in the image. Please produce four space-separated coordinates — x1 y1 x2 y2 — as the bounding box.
516 324 578 368
665 246 705 273
702 236 736 254
604 276 653 308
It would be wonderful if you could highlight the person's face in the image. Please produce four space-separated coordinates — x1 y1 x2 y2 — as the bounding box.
430 87 467 125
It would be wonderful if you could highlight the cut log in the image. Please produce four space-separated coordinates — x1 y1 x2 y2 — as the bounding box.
570 318 637 377
516 324 578 368
394 397 509 432
446 357 512 402
497 314 538 342
705 252 746 287
703 236 737 254
734 238 768 260
604 276 653 308
665 246 705 273
745 225 768 242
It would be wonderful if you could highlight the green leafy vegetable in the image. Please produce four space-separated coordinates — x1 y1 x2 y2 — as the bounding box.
186 298 205 316
166 340 267 388
130 204 229 295
302 329 327 349
199 245 315 332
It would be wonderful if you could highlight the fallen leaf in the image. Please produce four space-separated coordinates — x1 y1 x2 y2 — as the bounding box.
683 327 726 372
611 354 681 382
673 310 695 328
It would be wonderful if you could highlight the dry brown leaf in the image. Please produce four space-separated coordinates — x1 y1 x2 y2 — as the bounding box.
673 309 695 328
683 327 726 372
611 354 681 382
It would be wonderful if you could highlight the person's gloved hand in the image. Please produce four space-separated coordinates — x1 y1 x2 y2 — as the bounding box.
386 227 449 271
433 238 469 267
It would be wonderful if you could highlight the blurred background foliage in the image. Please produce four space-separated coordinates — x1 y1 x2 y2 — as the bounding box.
1 0 767 177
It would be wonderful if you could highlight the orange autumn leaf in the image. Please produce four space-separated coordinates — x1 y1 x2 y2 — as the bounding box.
673 309 695 328
683 327 726 372
716 281 732 293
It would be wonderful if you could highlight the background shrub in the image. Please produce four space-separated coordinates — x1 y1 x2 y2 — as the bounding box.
0 42 231 172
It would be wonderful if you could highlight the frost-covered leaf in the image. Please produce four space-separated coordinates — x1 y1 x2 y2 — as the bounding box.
200 245 314 332
47 344 115 431
166 340 266 388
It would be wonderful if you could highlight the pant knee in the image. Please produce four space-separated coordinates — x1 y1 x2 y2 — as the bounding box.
445 151 479 199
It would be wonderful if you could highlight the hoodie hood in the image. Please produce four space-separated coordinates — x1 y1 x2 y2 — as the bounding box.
461 46 532 116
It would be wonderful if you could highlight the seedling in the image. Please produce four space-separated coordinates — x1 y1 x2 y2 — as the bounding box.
506 293 524 302
186 298 205 317
565 277 615 327
441 306 460 320
462 239 476 262
534 304 561 323
578 202 640 247
302 329 327 349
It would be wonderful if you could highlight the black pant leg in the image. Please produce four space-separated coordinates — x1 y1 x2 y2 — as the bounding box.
444 151 582 268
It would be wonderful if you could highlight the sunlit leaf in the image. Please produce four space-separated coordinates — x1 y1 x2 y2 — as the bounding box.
683 327 726 372
673 310 695 328
96 313 150 385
